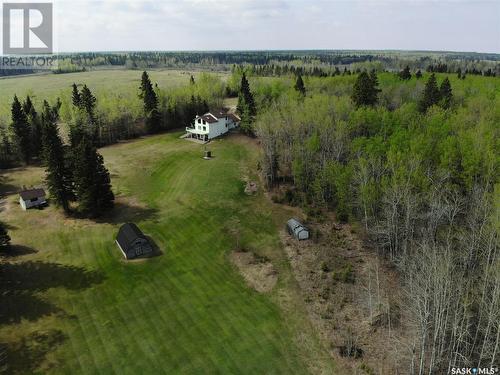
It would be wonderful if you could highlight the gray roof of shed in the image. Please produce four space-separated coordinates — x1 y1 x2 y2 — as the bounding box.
19 188 46 201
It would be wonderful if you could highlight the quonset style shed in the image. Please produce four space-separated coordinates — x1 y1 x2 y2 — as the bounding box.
287 218 309 240
116 223 153 259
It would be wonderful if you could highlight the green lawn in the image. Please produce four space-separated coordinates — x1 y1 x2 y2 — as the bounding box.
0 133 335 374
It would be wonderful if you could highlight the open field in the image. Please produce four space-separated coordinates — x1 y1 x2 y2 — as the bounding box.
0 132 336 374
0 69 228 124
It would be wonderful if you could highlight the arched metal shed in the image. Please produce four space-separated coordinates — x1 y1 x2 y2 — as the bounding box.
116 223 153 259
287 218 309 240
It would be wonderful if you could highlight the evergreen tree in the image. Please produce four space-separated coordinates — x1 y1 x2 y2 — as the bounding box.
74 85 99 143
184 95 197 127
10 95 31 164
23 95 43 159
71 83 81 107
41 100 72 213
351 71 379 107
190 75 195 85
0 131 13 168
457 68 462 80
399 65 412 80
202 99 209 114
439 77 453 109
415 70 423 79
418 73 441 113
294 74 306 96
237 73 256 135
139 71 161 133
22 95 34 115
73 134 114 217
0 221 11 250
369 70 381 103
80 85 97 122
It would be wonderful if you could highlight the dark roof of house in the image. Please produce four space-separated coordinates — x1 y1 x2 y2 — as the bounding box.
227 113 241 122
116 223 147 252
200 114 218 123
196 110 240 123
212 109 228 118
19 188 46 201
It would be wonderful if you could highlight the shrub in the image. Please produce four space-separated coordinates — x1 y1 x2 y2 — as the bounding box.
332 263 355 284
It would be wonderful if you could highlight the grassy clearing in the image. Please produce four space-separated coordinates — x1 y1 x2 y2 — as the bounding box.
0 133 335 374
0 69 228 124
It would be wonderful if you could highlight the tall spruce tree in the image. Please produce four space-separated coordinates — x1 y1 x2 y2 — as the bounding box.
369 70 381 104
439 77 453 109
0 221 11 250
41 101 72 213
418 73 441 112
10 95 31 164
294 74 306 96
351 71 379 107
71 85 99 143
237 73 256 135
139 71 161 134
23 96 43 159
0 131 13 168
190 75 195 85
73 134 114 217
80 85 97 123
71 83 81 107
399 65 412 80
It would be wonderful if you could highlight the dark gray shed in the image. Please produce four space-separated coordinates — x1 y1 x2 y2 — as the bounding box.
287 218 309 240
116 223 153 259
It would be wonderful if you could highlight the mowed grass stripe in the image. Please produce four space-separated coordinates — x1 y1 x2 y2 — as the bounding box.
2 133 310 374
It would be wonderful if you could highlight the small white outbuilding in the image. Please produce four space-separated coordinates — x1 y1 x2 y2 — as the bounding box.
19 188 47 210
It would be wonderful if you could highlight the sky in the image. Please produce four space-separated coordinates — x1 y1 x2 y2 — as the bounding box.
46 0 500 53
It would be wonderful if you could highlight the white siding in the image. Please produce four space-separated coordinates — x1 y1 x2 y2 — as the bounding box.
187 113 240 140
19 196 46 210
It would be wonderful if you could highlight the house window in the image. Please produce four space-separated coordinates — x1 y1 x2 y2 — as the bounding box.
203 126 206 131
198 119 201 124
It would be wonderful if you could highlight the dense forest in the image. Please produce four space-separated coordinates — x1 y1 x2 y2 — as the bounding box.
0 56 498 373
1 50 499 77
254 71 499 373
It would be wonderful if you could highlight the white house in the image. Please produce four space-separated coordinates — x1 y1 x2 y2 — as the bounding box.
186 109 240 142
19 188 47 210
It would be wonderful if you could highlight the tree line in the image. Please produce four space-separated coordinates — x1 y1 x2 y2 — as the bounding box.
255 70 499 373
